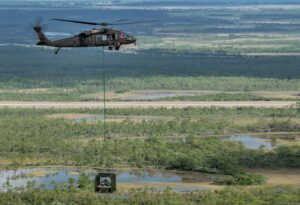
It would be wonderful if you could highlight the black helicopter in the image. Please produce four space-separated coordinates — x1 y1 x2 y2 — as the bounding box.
33 18 149 54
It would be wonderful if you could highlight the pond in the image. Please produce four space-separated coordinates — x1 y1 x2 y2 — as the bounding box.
224 134 299 149
70 115 172 123
0 167 212 192
223 136 273 149
73 115 104 123
130 92 193 100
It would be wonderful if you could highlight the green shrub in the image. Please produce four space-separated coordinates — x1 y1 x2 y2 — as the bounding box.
214 173 267 185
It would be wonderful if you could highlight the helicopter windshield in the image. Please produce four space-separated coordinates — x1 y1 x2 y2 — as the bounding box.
120 33 131 39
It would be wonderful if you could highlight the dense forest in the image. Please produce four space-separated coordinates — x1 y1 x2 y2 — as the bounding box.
2 48 300 87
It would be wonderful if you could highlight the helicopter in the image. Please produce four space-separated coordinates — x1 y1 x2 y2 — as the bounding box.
33 18 149 54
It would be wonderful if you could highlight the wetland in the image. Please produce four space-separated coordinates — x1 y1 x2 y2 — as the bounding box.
0 0 299 204
0 167 215 192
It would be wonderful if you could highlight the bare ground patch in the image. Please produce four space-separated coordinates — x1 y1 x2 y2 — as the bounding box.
0 101 296 109
248 168 300 186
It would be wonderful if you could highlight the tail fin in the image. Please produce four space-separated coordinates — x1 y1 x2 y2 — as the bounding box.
33 26 49 45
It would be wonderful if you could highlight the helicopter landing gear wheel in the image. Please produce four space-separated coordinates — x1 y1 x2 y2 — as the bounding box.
114 42 121 51
108 46 113 50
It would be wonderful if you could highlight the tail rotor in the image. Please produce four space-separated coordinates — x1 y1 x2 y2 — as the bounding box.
27 17 48 42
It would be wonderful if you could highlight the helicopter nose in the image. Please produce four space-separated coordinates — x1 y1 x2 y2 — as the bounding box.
131 38 136 43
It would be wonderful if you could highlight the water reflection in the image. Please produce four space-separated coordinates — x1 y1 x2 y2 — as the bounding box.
73 115 104 123
70 115 171 123
224 136 273 149
0 168 211 192
130 92 193 100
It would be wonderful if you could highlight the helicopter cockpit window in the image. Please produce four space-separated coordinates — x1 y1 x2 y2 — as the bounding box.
120 33 125 39
120 33 131 39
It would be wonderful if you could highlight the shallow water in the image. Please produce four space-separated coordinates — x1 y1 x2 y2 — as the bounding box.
130 92 193 100
73 115 104 123
147 186 207 192
71 115 168 123
0 168 210 192
224 136 273 149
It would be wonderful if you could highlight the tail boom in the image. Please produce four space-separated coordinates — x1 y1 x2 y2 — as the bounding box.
34 26 52 46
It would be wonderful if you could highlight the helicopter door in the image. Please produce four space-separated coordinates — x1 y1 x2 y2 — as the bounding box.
102 35 107 41
107 34 117 41
95 34 107 45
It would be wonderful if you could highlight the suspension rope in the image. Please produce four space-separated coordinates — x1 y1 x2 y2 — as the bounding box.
102 46 108 140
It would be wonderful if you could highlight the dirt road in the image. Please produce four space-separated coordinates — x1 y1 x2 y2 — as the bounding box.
0 101 296 109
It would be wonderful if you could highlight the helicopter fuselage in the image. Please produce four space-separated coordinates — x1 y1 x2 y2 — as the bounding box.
35 27 136 51
54 29 135 47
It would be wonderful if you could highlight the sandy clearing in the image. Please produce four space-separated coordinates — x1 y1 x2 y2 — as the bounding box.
249 168 300 186
0 101 296 109
117 182 222 192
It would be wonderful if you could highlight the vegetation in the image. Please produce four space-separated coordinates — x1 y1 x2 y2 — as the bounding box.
214 173 267 185
0 77 300 101
1 1 300 202
163 93 268 101
1 107 300 146
2 46 300 90
0 108 299 186
0 185 299 205
1 76 300 93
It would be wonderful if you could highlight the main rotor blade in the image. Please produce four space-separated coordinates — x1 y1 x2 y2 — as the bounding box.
52 18 158 26
52 18 99 25
110 20 158 25
112 19 129 23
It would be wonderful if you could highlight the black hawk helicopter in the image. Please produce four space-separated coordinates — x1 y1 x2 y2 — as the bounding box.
33 18 149 54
